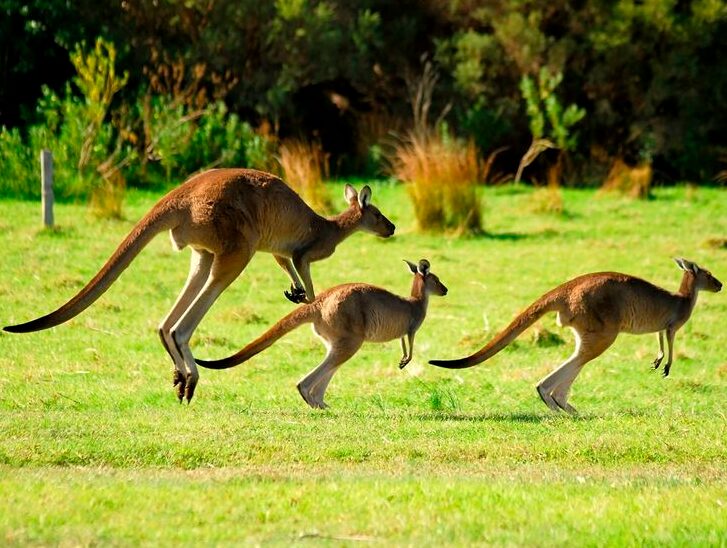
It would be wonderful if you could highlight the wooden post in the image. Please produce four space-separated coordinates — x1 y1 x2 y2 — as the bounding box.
40 149 54 228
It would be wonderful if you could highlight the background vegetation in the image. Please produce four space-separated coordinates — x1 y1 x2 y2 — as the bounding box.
1 183 726 543
3 0 727 202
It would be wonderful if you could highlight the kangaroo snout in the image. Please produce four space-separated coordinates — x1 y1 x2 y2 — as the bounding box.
382 222 396 237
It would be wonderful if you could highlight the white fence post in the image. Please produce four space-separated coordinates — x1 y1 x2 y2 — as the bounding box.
40 149 54 228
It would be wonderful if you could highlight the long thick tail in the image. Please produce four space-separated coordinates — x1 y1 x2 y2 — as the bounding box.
3 203 179 333
196 304 318 370
429 291 562 369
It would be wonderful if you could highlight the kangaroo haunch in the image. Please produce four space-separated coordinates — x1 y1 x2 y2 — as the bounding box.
429 258 722 414
197 259 448 409
4 168 395 403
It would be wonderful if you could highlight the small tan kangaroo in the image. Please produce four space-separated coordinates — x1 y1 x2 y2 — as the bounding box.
196 259 448 408
429 258 722 413
3 168 395 402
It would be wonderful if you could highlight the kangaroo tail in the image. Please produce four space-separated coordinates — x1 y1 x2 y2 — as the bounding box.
196 304 318 370
3 203 180 333
429 291 562 369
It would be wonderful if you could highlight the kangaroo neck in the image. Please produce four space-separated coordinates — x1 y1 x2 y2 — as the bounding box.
676 272 699 317
408 277 429 314
322 207 360 244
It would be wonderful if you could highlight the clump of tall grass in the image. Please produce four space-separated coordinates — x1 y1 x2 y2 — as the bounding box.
278 139 331 212
391 132 482 234
601 158 652 199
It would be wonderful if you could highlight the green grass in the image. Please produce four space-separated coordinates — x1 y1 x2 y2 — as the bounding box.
1 182 726 545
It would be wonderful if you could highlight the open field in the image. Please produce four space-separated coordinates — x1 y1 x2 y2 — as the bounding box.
1 182 726 544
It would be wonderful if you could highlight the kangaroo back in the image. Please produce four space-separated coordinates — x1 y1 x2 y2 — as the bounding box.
429 291 561 369
196 304 318 370
4 204 180 333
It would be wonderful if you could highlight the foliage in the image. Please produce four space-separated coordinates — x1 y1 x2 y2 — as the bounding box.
3 2 727 181
519 68 585 152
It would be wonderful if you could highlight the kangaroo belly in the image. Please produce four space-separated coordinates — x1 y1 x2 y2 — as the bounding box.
364 315 409 342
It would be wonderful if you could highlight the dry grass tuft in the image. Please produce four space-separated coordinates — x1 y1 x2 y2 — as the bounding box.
278 139 331 212
601 158 652 199
89 161 126 219
391 132 482 234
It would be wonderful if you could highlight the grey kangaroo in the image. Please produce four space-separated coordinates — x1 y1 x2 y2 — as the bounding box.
430 258 721 413
197 259 448 408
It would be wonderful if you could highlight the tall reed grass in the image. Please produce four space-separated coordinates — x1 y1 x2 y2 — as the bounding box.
278 139 331 212
391 132 482 234
601 158 653 199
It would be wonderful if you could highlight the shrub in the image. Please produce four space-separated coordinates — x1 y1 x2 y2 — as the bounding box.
143 97 277 181
0 128 36 198
391 131 482 234
278 139 330 212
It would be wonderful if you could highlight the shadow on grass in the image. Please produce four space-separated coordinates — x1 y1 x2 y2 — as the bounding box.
474 227 564 242
413 411 599 423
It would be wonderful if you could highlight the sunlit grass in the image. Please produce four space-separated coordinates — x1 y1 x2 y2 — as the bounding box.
0 182 725 544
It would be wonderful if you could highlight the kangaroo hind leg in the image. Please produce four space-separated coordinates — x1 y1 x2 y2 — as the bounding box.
171 247 252 403
539 328 617 414
297 336 363 409
159 249 214 401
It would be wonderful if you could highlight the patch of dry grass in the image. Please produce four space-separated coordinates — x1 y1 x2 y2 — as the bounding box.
391 132 482 234
278 139 331 212
601 158 652 199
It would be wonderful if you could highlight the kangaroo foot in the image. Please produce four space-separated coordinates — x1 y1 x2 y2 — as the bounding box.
296 382 316 408
297 382 328 409
184 375 198 403
284 284 307 304
536 385 561 412
554 398 578 415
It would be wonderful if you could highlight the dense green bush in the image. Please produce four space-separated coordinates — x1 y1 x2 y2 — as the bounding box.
2 1 727 183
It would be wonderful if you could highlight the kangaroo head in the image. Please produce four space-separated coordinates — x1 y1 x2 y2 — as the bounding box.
405 259 448 296
344 184 395 238
675 258 722 292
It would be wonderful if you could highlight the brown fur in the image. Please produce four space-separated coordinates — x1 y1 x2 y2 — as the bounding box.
430 259 722 413
4 168 395 402
197 259 448 408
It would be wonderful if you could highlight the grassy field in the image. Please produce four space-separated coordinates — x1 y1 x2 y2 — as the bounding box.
1 182 726 545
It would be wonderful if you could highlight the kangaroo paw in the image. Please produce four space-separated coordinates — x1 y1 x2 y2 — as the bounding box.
172 368 184 387
173 371 185 403
284 284 307 304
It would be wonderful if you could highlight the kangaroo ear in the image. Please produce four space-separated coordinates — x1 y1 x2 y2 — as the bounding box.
417 259 430 276
358 185 372 208
344 184 358 205
674 257 698 273
404 260 418 274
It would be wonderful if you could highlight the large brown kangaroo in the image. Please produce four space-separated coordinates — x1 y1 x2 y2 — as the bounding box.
196 259 448 408
4 168 395 402
429 258 721 413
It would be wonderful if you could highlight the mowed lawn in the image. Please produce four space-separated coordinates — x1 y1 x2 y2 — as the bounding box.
1 182 726 545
